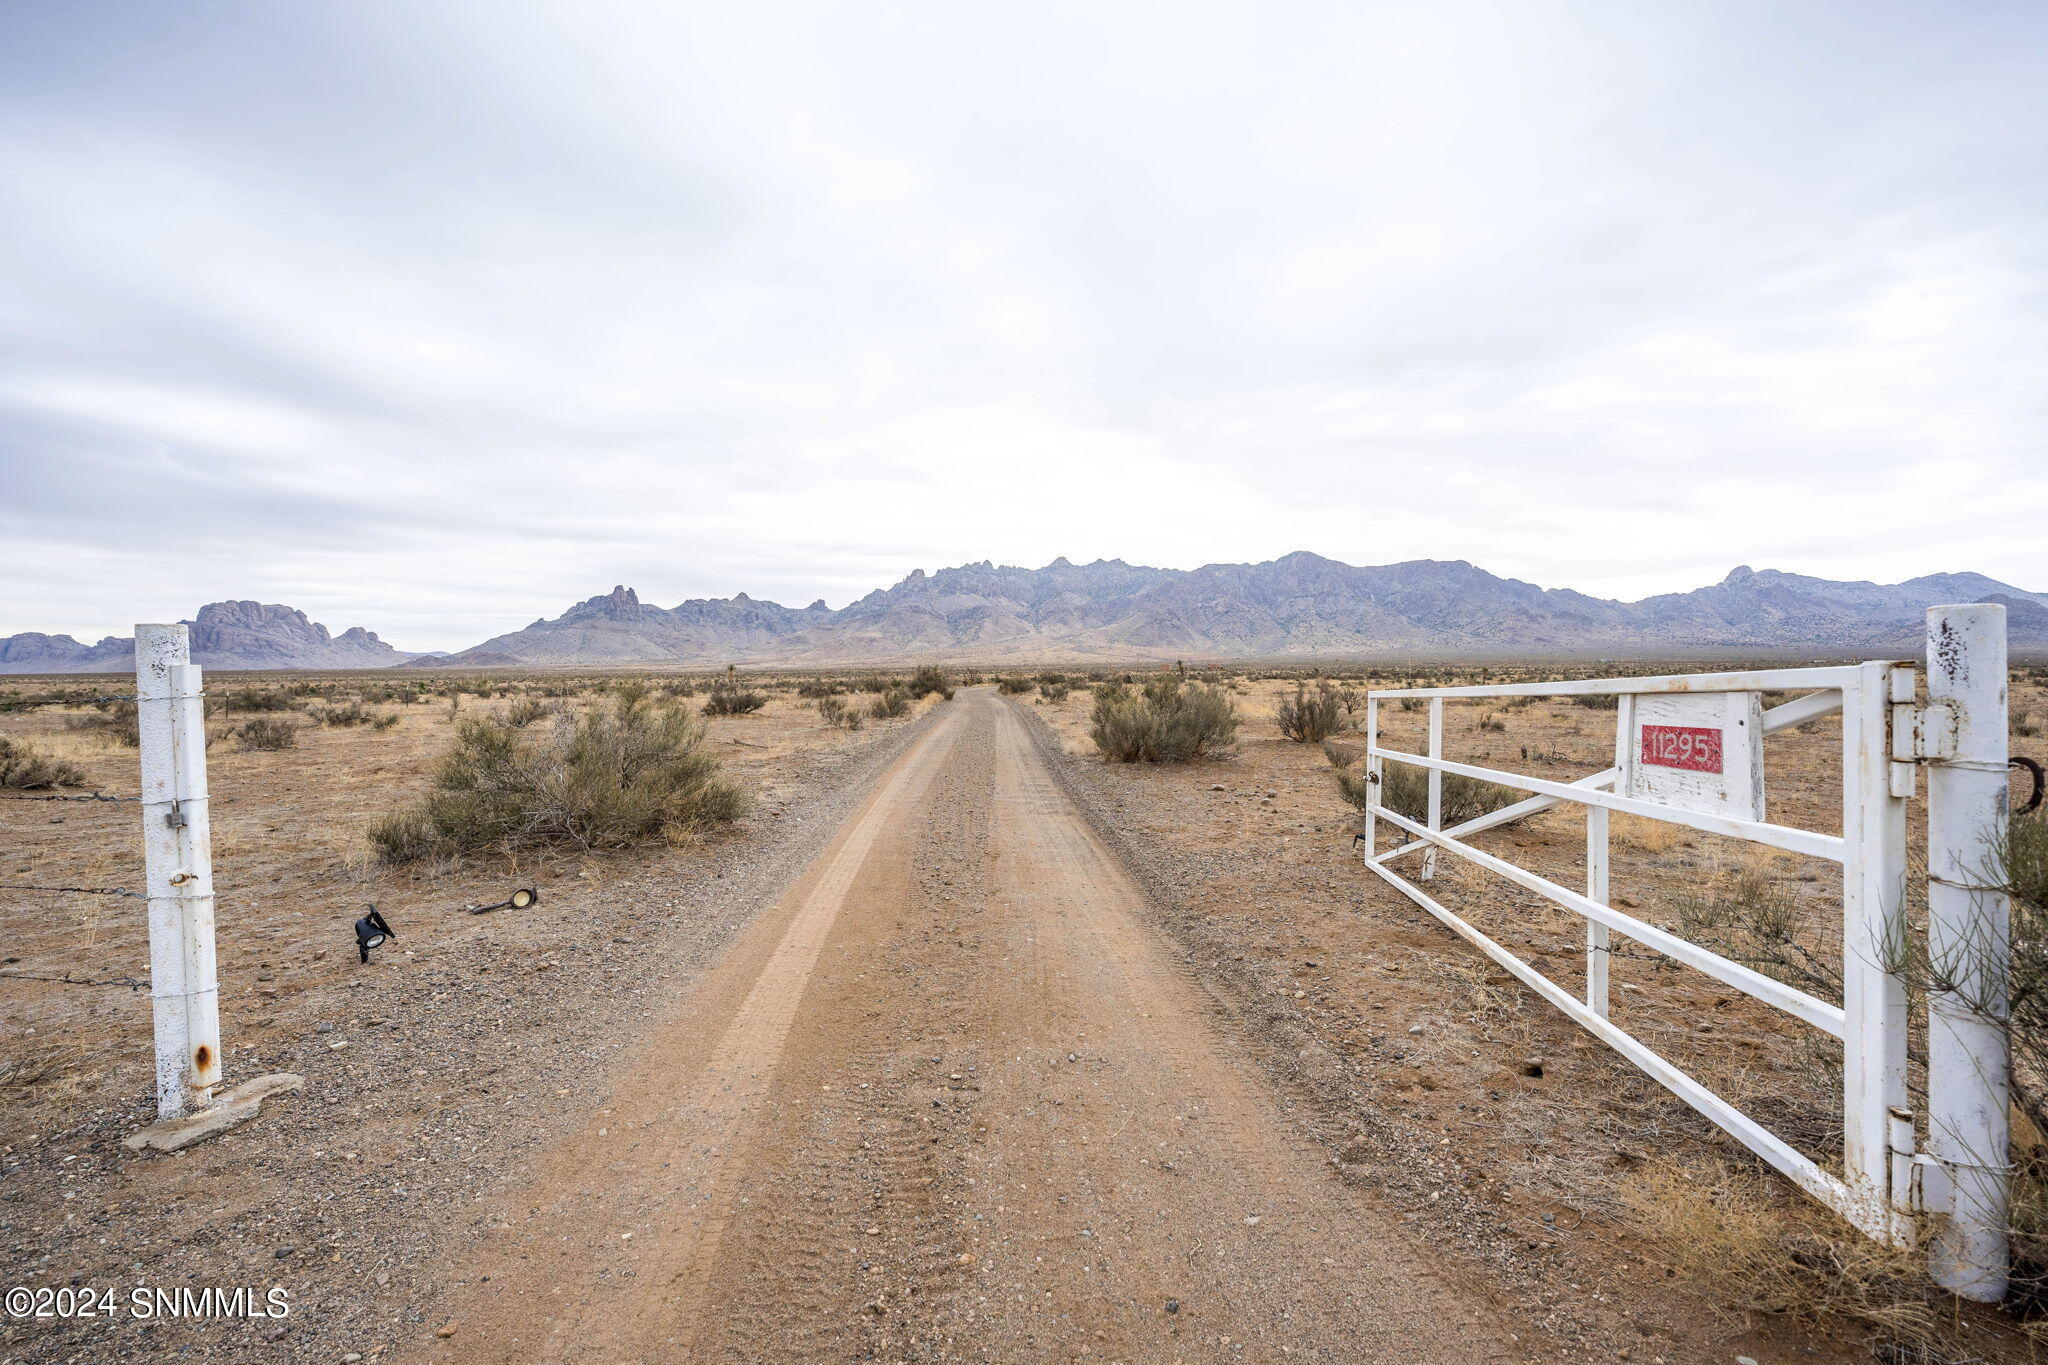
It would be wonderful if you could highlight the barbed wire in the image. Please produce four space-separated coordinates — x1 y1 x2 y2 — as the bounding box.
0 693 137 712
0 883 147 899
0 969 149 992
0 792 139 803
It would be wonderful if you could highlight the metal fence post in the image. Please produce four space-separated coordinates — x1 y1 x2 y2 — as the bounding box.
1842 660 1912 1244
1362 695 1379 859
136 624 221 1120
1423 698 1443 881
1924 603 2011 1302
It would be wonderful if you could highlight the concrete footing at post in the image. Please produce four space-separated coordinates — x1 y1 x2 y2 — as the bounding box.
124 1072 304 1153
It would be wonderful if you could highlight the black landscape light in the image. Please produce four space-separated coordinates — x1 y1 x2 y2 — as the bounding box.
355 907 396 964
469 887 540 915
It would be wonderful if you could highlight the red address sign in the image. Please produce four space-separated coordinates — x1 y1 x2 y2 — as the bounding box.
1640 723 1724 774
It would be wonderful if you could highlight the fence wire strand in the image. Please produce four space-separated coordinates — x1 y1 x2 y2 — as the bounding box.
0 883 148 899
0 969 149 992
0 792 138 803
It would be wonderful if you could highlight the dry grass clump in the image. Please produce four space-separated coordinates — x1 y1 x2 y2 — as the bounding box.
64 699 138 747
1614 811 1682 854
369 690 745 862
1276 682 1343 744
0 1042 90 1096
1623 1162 1940 1344
0 735 85 788
235 716 300 751
702 686 766 716
816 696 864 731
1089 677 1238 763
1333 758 1519 826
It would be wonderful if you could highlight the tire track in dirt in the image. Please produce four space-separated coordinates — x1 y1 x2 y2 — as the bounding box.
420 691 1526 1363
425 712 963 1363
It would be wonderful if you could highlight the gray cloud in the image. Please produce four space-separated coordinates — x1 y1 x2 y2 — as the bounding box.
3 0 2043 650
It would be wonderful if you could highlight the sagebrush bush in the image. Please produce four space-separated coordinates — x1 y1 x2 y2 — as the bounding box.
995 676 1034 695
1039 681 1072 702
64 700 138 747
869 687 912 719
223 689 294 712
1275 683 1343 743
1089 677 1238 763
315 701 373 727
0 736 85 788
816 696 864 730
370 693 745 861
1334 758 1518 826
236 717 299 751
702 687 766 716
908 665 955 701
503 696 553 727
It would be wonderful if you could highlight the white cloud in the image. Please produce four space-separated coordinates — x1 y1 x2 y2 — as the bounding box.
1 0 2042 649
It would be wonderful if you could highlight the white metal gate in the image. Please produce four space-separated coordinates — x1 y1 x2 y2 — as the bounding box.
1357 604 2013 1301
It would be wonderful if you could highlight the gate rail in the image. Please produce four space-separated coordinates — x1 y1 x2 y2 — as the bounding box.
1356 606 2012 1300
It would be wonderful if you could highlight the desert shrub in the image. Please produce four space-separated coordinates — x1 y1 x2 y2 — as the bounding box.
236 717 299 751
1320 738 1363 768
65 699 139 747
0 736 85 789
1570 692 1620 710
503 696 553 727
1089 677 1238 763
1039 681 1072 703
372 714 401 731
816 696 864 731
1672 867 1840 998
315 701 374 727
995 676 1034 695
1476 712 1506 732
869 687 912 720
702 687 766 716
369 693 745 861
1275 683 1342 744
223 689 294 712
796 679 842 699
908 665 955 701
1334 758 1518 826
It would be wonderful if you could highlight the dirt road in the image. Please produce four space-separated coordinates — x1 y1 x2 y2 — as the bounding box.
427 691 1522 1363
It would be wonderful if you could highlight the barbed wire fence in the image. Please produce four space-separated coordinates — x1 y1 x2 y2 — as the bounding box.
1 627 225 1122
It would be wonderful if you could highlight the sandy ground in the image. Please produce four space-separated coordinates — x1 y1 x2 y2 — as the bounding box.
422 690 1521 1364
2 666 2044 1363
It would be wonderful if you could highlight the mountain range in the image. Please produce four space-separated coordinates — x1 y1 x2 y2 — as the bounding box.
0 600 406 674
3 555 2044 673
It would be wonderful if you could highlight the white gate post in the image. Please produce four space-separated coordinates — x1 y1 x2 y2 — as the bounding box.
1842 660 1913 1244
1924 603 2011 1302
136 624 222 1120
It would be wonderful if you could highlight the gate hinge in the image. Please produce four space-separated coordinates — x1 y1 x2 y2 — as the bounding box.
1889 699 1960 796
1910 702 1961 762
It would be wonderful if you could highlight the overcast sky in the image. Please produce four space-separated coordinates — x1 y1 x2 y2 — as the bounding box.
3 1 2044 651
